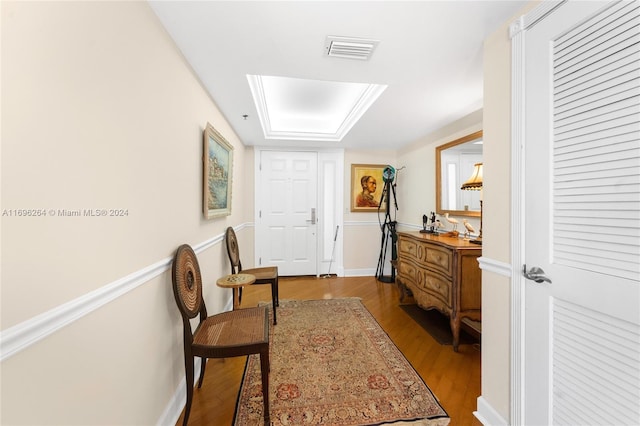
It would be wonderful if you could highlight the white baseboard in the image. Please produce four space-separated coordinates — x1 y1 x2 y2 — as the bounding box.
343 268 376 277
156 358 202 426
474 396 508 426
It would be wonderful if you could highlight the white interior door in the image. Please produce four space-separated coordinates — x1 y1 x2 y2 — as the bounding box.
257 151 318 276
523 1 640 424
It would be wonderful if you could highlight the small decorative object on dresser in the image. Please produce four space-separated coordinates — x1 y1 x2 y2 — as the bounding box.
396 231 481 351
420 211 438 234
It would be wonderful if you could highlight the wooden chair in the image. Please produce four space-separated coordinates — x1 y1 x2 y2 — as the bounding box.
225 226 279 324
171 244 270 425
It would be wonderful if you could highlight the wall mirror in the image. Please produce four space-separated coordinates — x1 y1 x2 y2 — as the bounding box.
436 130 483 218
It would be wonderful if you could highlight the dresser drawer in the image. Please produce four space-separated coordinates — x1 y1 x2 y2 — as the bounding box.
401 234 453 277
420 271 451 306
398 259 418 284
419 245 452 278
398 260 451 307
398 237 418 261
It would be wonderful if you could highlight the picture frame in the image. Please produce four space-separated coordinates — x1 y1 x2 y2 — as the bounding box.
203 123 233 219
350 164 387 212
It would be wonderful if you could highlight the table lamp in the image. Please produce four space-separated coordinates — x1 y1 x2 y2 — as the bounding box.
460 163 483 245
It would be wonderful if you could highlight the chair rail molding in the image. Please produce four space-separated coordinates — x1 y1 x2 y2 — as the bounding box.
478 257 512 277
0 224 249 362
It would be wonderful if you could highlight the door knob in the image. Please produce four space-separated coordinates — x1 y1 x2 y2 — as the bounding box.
306 208 317 225
523 264 552 284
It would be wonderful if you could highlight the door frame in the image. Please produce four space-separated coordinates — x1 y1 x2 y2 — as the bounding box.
254 147 344 277
510 1 567 423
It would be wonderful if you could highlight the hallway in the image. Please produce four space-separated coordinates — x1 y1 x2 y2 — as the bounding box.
178 276 481 425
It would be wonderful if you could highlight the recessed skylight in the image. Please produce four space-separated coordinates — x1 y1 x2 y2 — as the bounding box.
247 75 387 142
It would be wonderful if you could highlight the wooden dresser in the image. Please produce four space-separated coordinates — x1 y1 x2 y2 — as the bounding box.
396 231 481 351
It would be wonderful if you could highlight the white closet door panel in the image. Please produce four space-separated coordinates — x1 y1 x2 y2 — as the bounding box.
553 1 638 52
552 299 640 425
552 23 640 278
555 48 639 95
523 2 640 423
554 3 639 72
555 114 639 142
555 97 640 134
555 23 639 78
555 206 640 220
555 79 640 116
555 133 638 159
555 86 640 121
554 243 638 266
555 172 638 190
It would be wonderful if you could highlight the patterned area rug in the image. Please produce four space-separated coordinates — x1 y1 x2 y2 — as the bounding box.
234 299 449 426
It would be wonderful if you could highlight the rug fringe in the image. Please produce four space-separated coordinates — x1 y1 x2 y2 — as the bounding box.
381 418 450 425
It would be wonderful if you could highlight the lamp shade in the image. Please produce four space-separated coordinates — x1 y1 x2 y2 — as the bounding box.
461 163 483 190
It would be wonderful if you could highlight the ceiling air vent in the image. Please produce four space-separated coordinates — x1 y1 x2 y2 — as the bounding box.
325 36 379 60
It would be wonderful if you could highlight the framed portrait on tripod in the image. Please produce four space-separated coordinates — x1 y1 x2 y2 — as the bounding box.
350 164 387 212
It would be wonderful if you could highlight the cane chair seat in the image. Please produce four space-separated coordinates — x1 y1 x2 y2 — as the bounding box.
192 308 268 354
240 266 278 282
225 227 279 324
171 244 270 425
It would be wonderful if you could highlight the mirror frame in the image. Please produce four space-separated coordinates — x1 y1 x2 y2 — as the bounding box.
435 130 483 218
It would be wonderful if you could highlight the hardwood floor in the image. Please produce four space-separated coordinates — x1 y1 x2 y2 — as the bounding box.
176 276 482 426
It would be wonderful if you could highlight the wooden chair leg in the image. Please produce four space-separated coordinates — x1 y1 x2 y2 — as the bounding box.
183 355 194 426
270 283 277 325
197 358 207 388
260 349 270 425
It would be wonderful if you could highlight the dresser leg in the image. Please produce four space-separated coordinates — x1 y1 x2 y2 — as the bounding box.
450 316 460 352
396 277 405 302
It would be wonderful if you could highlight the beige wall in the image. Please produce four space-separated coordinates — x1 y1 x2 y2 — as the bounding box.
343 150 397 273
481 14 515 421
1 1 251 423
396 109 483 231
341 110 483 275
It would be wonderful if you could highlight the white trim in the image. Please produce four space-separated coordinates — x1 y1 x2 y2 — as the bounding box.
157 358 202 426
0 257 170 362
396 222 421 232
247 74 387 142
156 377 186 426
510 13 526 425
474 396 509 426
0 225 247 362
478 257 512 277
523 1 566 35
509 2 567 423
343 268 376 277
343 220 382 227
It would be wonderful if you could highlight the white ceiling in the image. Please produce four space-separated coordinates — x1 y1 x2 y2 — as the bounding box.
149 1 526 150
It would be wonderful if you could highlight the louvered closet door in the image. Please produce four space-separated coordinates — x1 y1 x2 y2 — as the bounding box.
523 1 640 425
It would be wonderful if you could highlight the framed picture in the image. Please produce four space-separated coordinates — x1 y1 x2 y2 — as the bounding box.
203 123 233 219
350 164 387 212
